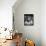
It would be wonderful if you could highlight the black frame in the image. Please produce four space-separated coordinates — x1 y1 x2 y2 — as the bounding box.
24 14 34 26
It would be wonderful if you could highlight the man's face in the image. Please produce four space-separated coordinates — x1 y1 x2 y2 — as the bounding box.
27 16 31 22
28 16 31 21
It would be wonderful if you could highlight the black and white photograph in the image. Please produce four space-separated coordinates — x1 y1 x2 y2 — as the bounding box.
24 14 34 26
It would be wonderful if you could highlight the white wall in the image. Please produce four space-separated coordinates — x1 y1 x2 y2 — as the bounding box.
41 0 46 46
13 0 41 46
0 0 16 30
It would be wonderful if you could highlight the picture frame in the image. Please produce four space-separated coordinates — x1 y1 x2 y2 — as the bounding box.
24 14 34 26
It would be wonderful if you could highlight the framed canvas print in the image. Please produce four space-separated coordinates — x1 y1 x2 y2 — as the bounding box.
24 14 34 26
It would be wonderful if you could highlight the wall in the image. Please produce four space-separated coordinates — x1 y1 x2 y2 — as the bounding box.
41 0 46 46
13 0 41 46
0 0 16 30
